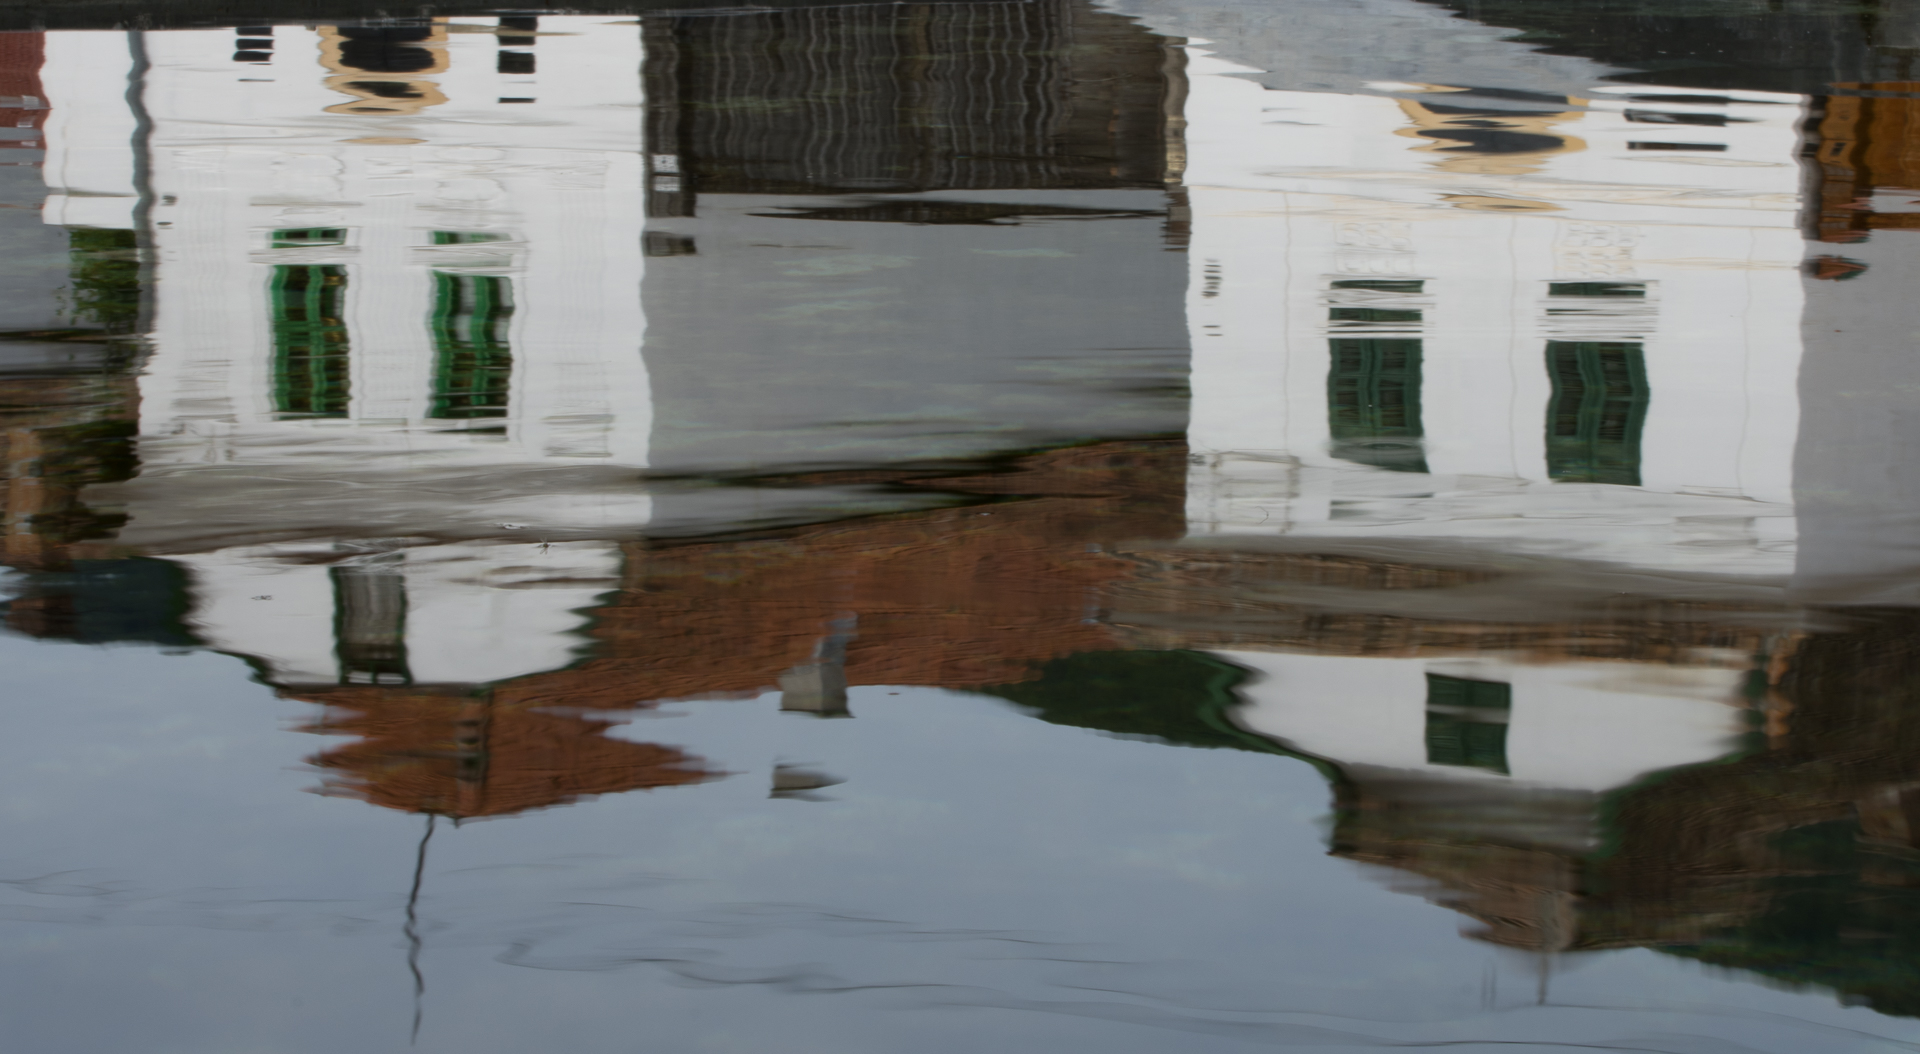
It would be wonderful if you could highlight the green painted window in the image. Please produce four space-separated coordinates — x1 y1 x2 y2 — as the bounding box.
1425 673 1510 774
272 228 346 248
1545 340 1648 486
1330 306 1422 325
269 264 350 417
429 272 514 419
432 231 506 245
1547 281 1644 297
1327 338 1427 473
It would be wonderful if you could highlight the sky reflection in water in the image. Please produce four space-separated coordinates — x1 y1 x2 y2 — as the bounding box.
2 1 1920 1051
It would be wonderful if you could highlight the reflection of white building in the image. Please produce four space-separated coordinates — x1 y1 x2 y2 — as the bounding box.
1226 649 1749 815
40 18 651 686
49 19 652 541
1174 47 1808 578
1129 41 1808 841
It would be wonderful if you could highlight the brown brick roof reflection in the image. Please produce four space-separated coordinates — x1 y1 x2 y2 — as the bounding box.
495 439 1187 710
298 687 714 819
284 439 1187 818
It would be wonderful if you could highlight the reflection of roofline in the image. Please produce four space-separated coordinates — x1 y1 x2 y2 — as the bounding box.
0 0 1001 32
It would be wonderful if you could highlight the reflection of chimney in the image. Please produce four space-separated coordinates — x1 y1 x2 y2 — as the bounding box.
770 762 844 800
332 554 410 685
779 614 855 717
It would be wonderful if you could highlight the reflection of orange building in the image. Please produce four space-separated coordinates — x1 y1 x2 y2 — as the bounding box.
300 687 713 819
0 32 45 149
285 439 1187 817
515 439 1186 708
1807 87 1920 242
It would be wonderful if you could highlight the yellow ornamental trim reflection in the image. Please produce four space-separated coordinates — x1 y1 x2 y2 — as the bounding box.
1393 97 1586 177
317 22 451 116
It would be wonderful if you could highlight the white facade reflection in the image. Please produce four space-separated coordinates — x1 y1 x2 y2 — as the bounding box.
38 18 651 686
1141 43 1810 843
1176 49 1806 577
48 21 653 533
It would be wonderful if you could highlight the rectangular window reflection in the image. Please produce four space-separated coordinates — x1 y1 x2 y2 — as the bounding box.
269 264 350 417
1330 279 1424 293
332 564 410 686
1547 281 1645 298
1329 306 1423 325
1327 337 1428 473
1545 340 1648 486
1425 673 1511 774
429 272 513 419
273 228 346 248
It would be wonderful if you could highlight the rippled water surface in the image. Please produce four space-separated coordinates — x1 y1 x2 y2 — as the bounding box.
7 1 1920 1051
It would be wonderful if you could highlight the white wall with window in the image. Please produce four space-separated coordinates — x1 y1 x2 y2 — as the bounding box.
1177 47 1807 578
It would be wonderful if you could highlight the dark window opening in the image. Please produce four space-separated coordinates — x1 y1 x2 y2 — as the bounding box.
1331 279 1424 293
342 80 423 100
1624 109 1737 127
1627 141 1728 152
1545 340 1649 486
644 231 697 257
236 38 275 50
431 231 506 245
1547 281 1645 297
498 15 537 46
272 227 346 248
1425 674 1511 774
497 51 535 75
1418 128 1564 154
1330 306 1422 324
233 51 272 63
334 27 436 74
1328 338 1428 474
1627 94 1733 106
333 565 410 686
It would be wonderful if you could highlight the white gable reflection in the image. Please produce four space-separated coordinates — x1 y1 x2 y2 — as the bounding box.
1225 650 1750 793
45 18 652 547
1174 46 1806 578
38 17 650 688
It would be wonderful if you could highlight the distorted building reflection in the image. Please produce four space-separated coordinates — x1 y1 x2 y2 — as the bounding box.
10 5 1920 1019
1166 47 1805 578
8 8 1191 822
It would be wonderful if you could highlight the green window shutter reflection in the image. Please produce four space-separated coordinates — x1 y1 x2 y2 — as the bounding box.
1330 279 1424 293
1425 673 1511 774
271 228 346 248
1545 340 1648 486
269 264 351 417
429 272 514 420
1547 281 1644 297
1330 306 1423 325
432 231 508 245
1327 337 1428 473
